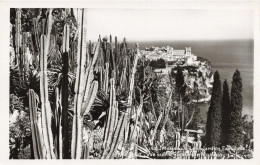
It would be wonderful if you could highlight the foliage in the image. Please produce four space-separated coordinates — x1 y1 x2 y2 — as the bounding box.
149 58 166 68
205 71 222 147
221 79 231 146
228 69 243 146
187 106 202 130
171 66 186 98
9 8 251 159
9 108 31 159
242 115 253 149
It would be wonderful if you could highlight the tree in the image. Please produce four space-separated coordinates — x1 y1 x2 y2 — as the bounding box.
221 79 231 146
173 66 186 98
149 58 166 68
228 69 243 146
205 71 222 147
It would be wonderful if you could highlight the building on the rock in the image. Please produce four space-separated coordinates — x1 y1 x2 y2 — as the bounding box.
144 46 197 65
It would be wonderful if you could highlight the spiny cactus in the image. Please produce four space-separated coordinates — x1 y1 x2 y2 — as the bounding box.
124 46 140 143
29 89 43 159
71 8 87 159
61 23 70 159
102 78 118 158
53 87 62 159
39 9 56 159
14 8 160 159
106 112 127 159
161 91 173 129
15 9 21 65
82 143 89 159
71 8 100 159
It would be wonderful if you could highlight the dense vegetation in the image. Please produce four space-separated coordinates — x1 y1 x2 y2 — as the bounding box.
9 8 253 159
149 58 166 68
205 71 222 147
204 70 253 158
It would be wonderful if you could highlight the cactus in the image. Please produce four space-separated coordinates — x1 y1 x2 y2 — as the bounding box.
39 9 56 159
31 17 41 68
82 143 89 159
15 9 21 65
71 8 100 159
106 112 127 159
61 24 70 159
102 78 118 158
12 7 164 159
124 45 140 143
99 42 141 159
118 59 128 93
161 91 173 129
71 8 87 159
29 89 43 159
32 18 40 53
14 9 26 85
19 32 27 85
102 63 109 94
53 87 62 159
149 112 163 145
127 100 143 158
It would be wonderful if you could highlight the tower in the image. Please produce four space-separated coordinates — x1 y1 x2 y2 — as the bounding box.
185 47 191 55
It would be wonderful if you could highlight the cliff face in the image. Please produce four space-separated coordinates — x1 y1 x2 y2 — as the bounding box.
149 55 213 103
176 59 213 103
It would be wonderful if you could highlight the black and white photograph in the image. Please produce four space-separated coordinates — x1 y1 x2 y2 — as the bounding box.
3 0 259 161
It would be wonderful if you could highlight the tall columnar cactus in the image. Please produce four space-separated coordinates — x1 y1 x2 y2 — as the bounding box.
71 8 87 159
127 97 143 158
15 9 21 65
61 23 70 159
161 91 173 129
32 18 40 52
105 112 127 159
114 36 118 66
29 89 43 159
102 78 118 158
103 63 109 94
118 58 128 94
124 45 140 143
69 41 77 73
53 87 62 159
19 32 26 85
39 9 56 159
30 17 41 68
71 8 100 159
99 42 141 159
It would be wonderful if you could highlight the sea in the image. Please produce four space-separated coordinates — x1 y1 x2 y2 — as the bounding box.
131 39 254 119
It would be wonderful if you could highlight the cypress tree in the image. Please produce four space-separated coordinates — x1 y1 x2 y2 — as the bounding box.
205 71 222 147
229 69 243 146
221 79 231 146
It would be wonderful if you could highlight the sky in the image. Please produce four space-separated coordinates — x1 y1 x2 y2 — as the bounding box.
87 9 254 41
